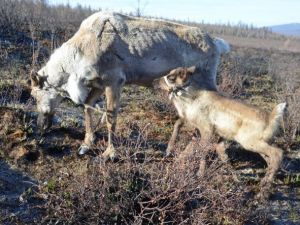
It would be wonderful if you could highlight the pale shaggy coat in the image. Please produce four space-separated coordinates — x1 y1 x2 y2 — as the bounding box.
161 67 285 198
31 11 229 160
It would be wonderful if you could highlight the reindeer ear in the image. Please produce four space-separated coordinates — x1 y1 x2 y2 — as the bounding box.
187 66 196 75
26 78 32 87
30 70 39 87
30 70 44 88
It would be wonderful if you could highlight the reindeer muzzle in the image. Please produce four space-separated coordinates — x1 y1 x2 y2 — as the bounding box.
37 112 54 132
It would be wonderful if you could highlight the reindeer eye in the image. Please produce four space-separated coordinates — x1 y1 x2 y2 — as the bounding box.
167 75 176 82
179 72 186 78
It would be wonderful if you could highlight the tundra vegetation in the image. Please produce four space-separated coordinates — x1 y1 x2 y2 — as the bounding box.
0 1 300 225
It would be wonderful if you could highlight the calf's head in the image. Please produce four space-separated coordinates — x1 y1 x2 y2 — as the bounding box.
156 66 196 92
30 70 62 132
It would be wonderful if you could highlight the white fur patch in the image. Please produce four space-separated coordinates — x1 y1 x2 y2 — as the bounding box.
65 74 89 104
32 87 62 114
276 102 286 115
164 76 172 88
177 91 183 96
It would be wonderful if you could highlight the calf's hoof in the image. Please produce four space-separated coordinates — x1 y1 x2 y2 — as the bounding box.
219 154 229 163
255 185 271 201
102 145 117 162
78 144 90 155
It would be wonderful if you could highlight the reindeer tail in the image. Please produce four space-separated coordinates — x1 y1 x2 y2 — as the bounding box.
263 102 286 140
214 38 230 55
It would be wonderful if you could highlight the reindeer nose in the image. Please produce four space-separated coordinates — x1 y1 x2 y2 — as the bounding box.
37 113 53 132
152 79 160 89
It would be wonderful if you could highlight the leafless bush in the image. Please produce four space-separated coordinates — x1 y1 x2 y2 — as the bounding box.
0 61 33 107
38 130 263 225
0 83 21 105
0 0 95 68
217 70 245 98
268 54 300 148
217 54 249 98
274 80 300 148
0 77 33 107
0 0 94 35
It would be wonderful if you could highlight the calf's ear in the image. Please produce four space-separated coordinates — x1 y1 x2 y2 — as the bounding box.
168 68 179 76
187 66 196 75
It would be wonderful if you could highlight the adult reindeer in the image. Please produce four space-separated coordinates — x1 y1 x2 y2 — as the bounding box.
30 12 229 160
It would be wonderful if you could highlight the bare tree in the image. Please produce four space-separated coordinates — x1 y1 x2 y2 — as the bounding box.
134 0 148 17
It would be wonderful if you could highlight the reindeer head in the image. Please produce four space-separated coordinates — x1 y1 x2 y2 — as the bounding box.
30 69 62 132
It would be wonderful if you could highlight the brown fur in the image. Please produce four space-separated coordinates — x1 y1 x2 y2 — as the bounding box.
160 66 285 199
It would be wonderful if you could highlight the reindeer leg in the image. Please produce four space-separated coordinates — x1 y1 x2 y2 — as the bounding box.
102 82 123 161
78 88 104 155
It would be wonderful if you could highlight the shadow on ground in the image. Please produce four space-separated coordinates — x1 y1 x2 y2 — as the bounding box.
0 160 43 225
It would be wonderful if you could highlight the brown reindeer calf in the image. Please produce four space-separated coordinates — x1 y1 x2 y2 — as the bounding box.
158 66 285 199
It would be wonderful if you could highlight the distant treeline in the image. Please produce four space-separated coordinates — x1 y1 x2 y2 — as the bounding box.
186 21 285 39
0 0 93 38
0 0 286 42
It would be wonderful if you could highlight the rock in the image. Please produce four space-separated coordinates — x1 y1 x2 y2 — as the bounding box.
8 129 26 141
9 146 29 161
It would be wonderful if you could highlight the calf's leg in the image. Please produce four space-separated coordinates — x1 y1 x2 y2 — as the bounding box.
166 118 184 156
216 141 230 162
240 140 283 199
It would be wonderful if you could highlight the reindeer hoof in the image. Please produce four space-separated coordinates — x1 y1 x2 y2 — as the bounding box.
255 188 270 201
102 145 117 162
78 144 90 155
165 148 174 157
219 154 229 163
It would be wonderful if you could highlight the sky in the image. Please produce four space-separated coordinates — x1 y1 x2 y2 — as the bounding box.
49 0 300 27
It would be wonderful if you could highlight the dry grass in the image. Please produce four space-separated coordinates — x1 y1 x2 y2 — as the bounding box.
39 137 259 225
271 61 300 149
220 35 300 53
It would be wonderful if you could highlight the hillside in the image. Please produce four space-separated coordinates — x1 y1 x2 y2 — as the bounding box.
270 23 300 37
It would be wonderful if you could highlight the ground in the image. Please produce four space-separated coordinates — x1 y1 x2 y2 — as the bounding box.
0 33 300 224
